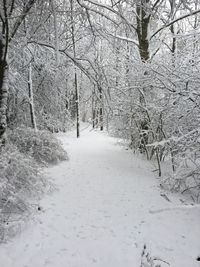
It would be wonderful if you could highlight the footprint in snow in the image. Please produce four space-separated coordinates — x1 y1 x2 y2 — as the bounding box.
134 242 138 248
62 234 68 238
60 248 68 252
44 259 53 265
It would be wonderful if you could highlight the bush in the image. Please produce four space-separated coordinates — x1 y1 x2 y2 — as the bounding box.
0 144 44 241
0 127 68 242
8 127 68 165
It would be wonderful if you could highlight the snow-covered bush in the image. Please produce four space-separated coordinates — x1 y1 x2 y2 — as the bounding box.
159 133 200 202
8 127 68 165
0 127 68 242
0 144 44 241
109 55 200 201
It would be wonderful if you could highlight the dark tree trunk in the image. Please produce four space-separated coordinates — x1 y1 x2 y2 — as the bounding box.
169 0 176 67
92 89 96 129
135 1 151 155
0 35 9 143
74 71 80 138
70 0 80 138
136 0 150 62
0 0 36 142
99 86 103 131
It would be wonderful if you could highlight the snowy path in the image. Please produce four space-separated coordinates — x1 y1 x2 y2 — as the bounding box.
0 129 200 267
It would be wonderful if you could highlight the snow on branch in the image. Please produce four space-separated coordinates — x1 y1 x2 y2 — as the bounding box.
107 33 139 46
27 40 98 86
151 8 200 40
147 128 200 148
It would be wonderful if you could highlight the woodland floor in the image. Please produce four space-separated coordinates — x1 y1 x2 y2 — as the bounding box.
0 127 200 267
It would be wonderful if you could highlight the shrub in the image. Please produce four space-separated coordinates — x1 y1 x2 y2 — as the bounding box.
8 127 68 165
0 127 68 242
0 144 44 241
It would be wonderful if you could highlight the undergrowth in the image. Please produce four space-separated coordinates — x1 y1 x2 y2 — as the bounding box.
8 127 68 165
0 127 67 242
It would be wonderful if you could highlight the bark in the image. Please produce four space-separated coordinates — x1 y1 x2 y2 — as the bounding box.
114 30 120 87
28 63 37 131
156 148 161 177
169 0 176 67
97 39 104 131
95 109 99 128
136 0 150 62
74 71 80 138
51 0 59 65
92 88 96 128
0 0 36 142
170 24 176 55
92 110 95 128
99 86 103 131
70 0 80 138
135 1 151 156
0 34 8 143
92 91 99 129
192 0 198 65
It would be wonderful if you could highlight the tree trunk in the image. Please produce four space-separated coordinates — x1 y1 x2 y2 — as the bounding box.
51 0 59 65
135 1 151 155
136 1 150 62
169 0 176 67
0 0 36 143
92 88 96 129
70 0 80 138
28 63 37 131
99 86 103 131
0 35 9 143
75 71 80 138
97 39 104 131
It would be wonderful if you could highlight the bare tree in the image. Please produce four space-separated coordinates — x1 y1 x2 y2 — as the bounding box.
0 0 36 143
70 0 80 138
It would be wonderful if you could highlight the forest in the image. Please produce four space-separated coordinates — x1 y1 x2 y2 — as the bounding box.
0 0 200 267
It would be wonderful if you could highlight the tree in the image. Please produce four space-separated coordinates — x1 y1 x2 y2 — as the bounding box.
70 0 80 138
0 0 36 143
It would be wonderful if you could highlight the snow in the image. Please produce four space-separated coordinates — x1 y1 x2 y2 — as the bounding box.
0 128 200 267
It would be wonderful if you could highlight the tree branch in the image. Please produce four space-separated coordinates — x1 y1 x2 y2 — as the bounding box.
27 40 97 85
10 0 37 41
151 8 200 40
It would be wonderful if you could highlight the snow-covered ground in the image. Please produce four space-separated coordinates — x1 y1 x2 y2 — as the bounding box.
0 128 199 267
